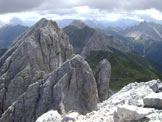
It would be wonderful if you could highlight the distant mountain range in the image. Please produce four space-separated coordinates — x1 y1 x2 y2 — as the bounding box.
63 20 129 57
0 24 28 48
120 21 162 65
58 19 140 29
63 20 162 89
123 21 162 41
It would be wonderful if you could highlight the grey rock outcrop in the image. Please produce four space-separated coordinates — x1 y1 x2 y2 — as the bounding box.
0 18 73 116
95 59 111 102
144 92 162 109
0 55 98 122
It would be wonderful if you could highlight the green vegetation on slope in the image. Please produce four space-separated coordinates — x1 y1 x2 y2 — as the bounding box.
86 49 161 90
0 25 28 48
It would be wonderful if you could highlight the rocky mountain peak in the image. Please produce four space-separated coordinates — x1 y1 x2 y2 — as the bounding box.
0 18 73 116
30 18 59 32
70 20 87 29
123 20 162 41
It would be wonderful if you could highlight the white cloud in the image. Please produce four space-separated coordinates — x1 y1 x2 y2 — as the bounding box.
134 8 162 20
75 6 90 14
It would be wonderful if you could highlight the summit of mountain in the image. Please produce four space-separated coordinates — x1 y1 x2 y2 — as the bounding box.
70 20 88 29
123 21 162 41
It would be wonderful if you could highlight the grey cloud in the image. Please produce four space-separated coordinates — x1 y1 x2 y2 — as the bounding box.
81 0 162 11
1 0 162 14
0 0 45 14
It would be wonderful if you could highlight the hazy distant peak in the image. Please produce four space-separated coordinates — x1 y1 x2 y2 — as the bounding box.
124 20 162 41
70 20 87 29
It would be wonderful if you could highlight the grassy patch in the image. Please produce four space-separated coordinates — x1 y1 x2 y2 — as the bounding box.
86 49 159 90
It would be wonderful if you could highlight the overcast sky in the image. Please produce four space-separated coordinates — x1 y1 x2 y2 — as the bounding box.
0 0 162 24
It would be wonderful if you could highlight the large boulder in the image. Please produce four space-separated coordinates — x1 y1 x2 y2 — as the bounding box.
0 55 98 122
0 18 73 115
113 105 154 122
144 92 162 109
95 59 111 102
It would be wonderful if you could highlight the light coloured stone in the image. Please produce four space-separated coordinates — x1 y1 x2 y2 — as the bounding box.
75 80 162 122
146 111 162 122
62 112 79 122
36 110 61 122
144 92 162 109
113 105 154 122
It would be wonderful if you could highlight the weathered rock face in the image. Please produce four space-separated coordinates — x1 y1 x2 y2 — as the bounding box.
0 18 73 116
0 55 98 122
95 59 111 102
144 92 162 109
